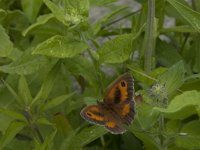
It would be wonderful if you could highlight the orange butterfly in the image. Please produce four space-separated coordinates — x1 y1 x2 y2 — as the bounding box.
80 73 135 134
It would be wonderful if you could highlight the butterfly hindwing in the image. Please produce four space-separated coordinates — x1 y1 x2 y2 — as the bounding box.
105 119 126 134
115 100 135 125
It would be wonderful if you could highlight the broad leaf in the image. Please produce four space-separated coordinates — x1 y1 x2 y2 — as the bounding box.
175 120 200 149
154 90 200 119
98 34 135 64
32 35 88 58
158 61 185 96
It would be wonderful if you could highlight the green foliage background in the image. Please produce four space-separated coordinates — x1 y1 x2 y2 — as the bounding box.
0 0 200 149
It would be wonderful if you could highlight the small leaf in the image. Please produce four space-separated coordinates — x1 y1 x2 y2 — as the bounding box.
160 25 197 33
32 61 60 105
0 25 13 57
36 117 52 126
136 103 159 129
154 90 200 119
98 25 144 63
32 35 88 58
158 61 185 96
98 34 134 64
42 92 75 111
156 40 183 67
0 9 6 21
65 126 107 149
167 0 200 32
2 80 23 106
18 76 32 105
0 121 26 149
23 14 54 36
64 56 99 92
21 0 43 22
44 0 89 27
53 113 73 136
0 49 49 75
175 120 200 149
41 129 57 150
129 124 159 150
0 108 26 121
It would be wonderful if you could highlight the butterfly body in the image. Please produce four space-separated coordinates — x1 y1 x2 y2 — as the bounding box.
80 73 135 134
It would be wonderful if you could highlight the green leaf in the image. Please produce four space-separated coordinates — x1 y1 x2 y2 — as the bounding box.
0 9 6 21
0 25 13 57
0 108 26 121
44 0 89 27
21 0 43 22
92 6 128 34
122 132 143 150
158 61 185 96
36 117 52 126
32 35 88 58
22 14 54 36
154 90 200 119
36 129 57 150
136 103 159 129
90 0 116 6
129 124 159 150
98 25 144 63
65 126 107 149
156 40 183 67
167 0 200 32
42 92 75 111
175 120 200 149
128 64 158 85
0 49 49 75
53 113 73 136
18 76 32 105
32 61 60 105
0 121 26 149
98 34 135 64
2 80 23 106
64 56 99 91
160 25 197 33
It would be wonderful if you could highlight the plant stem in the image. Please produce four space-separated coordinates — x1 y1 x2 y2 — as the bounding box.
159 114 166 150
101 9 141 29
144 0 155 73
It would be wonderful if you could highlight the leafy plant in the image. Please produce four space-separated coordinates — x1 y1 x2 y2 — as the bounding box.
0 0 200 149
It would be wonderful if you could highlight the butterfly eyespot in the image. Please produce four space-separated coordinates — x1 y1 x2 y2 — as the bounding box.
121 81 126 87
86 112 92 117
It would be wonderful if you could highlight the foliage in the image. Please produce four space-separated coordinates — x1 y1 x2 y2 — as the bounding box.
0 0 200 149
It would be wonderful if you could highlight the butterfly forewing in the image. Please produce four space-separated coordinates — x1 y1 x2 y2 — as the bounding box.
104 73 134 105
80 105 106 125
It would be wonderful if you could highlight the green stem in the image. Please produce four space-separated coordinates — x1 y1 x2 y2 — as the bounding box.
101 10 141 29
144 0 155 73
159 114 166 149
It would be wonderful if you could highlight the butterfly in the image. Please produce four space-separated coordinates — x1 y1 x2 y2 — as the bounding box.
80 73 135 134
